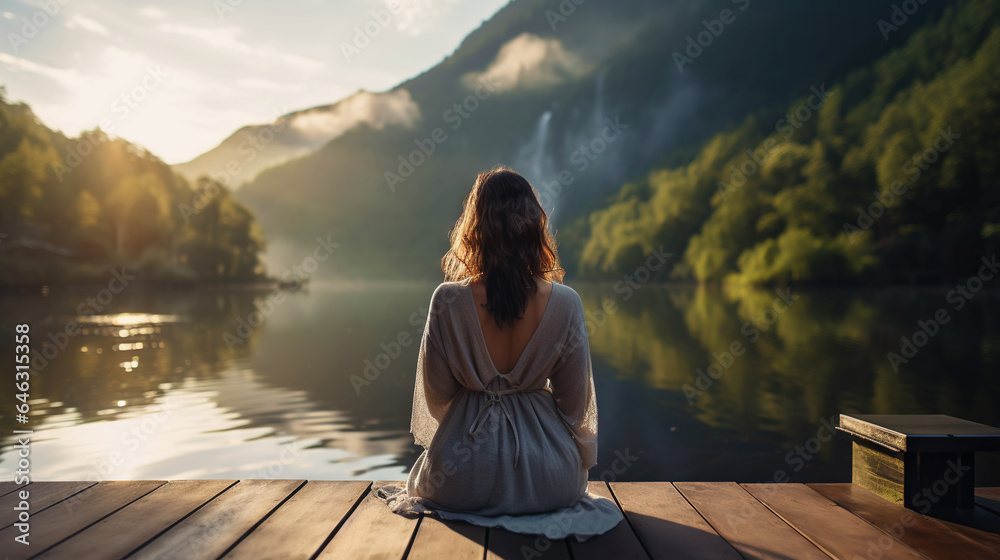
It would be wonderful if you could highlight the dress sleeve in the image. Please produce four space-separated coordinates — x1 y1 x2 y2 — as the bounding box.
410 286 461 449
548 292 599 469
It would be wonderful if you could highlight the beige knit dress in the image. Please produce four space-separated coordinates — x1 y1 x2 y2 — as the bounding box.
373 280 623 541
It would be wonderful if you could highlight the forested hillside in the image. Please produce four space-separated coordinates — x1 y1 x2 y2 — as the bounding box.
230 0 925 280
570 0 1000 284
0 92 265 285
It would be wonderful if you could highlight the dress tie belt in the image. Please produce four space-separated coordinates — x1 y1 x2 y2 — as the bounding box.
467 387 548 468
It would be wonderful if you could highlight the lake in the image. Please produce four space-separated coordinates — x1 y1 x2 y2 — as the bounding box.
2 282 998 485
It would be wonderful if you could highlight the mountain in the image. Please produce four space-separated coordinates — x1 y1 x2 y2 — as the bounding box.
172 89 420 188
571 0 1000 285
184 0 949 280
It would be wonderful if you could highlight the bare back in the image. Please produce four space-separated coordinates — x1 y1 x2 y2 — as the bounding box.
469 277 553 375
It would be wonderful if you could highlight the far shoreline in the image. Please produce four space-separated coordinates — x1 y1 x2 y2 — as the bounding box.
3 278 999 296
0 279 307 295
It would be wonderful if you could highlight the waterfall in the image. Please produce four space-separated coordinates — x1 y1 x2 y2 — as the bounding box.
517 110 554 184
592 66 608 130
514 110 562 218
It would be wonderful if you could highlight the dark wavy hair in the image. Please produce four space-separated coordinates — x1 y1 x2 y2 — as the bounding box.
442 166 564 328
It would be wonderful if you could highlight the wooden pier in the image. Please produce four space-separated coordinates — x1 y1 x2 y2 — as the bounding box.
1 480 999 559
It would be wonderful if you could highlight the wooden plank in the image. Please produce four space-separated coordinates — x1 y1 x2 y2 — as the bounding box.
676 482 828 560
609 481 740 560
486 528 571 560
223 481 369 560
35 480 235 560
484 483 620 560
0 482 22 498
932 515 1000 554
0 482 95 529
930 503 1000 539
0 480 164 560
839 414 1000 453
570 482 648 560
810 482 1000 560
852 439 907 506
408 516 486 560
976 487 1000 516
129 479 303 560
743 483 926 560
316 481 419 560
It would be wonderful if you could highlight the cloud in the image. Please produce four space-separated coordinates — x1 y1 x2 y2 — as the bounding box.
139 6 166 19
461 33 584 93
0 47 153 98
0 52 82 88
383 0 459 36
0 46 170 146
1 0 508 162
289 88 421 141
157 24 325 71
65 14 110 36
234 77 306 93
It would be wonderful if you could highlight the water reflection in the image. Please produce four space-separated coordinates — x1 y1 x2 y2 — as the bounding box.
583 284 1000 483
0 283 997 484
0 286 422 481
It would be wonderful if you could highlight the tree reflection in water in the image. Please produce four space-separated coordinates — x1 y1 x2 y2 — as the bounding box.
1 283 997 484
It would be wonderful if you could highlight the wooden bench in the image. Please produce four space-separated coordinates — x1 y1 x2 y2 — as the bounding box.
838 414 1000 510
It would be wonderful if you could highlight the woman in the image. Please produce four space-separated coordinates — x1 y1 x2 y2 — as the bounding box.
374 166 623 541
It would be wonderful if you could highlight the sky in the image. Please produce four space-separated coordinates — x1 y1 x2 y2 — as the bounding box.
0 0 509 163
